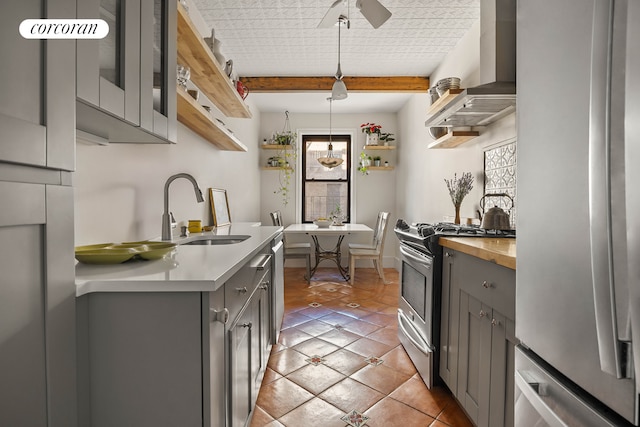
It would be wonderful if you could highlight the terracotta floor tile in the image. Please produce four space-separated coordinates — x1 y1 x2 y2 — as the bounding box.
436 400 475 427
286 363 346 395
294 305 335 319
365 397 437 427
344 336 395 358
318 377 385 413
291 337 341 358
366 326 402 347
381 346 418 377
277 327 313 348
428 421 450 427
360 312 398 328
316 328 362 347
342 318 384 336
255 377 314 419
350 364 412 395
378 305 399 315
357 299 392 313
281 312 313 329
333 304 373 320
249 406 275 427
317 311 358 326
294 319 336 337
389 378 453 419
262 367 283 386
277 397 346 427
322 348 369 376
267 348 310 376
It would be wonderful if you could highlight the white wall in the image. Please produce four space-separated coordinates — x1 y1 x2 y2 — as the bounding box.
74 108 262 245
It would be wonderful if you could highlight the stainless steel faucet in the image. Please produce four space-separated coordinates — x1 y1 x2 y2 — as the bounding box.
162 173 205 240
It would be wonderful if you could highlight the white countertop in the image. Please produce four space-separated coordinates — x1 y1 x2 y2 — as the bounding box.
75 223 282 297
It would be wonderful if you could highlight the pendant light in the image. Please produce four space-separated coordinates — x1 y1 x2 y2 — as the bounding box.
318 97 344 169
331 16 348 101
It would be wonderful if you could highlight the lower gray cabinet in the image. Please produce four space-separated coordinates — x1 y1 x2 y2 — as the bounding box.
440 249 516 427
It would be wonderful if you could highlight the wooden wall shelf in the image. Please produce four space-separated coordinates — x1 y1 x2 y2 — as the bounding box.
177 89 247 151
367 166 395 171
426 88 463 118
177 3 251 119
261 166 293 171
261 145 293 150
427 130 480 149
363 145 396 150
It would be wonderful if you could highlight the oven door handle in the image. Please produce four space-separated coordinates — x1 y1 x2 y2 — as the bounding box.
399 244 432 268
398 309 434 354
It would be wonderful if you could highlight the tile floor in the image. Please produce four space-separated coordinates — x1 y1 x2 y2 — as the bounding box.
250 267 474 427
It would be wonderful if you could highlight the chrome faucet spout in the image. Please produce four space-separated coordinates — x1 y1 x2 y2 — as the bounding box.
162 173 205 240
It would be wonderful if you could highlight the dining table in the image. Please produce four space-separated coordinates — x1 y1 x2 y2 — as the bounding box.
283 223 373 281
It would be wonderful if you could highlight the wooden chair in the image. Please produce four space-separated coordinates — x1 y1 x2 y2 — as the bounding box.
270 211 312 283
348 212 390 285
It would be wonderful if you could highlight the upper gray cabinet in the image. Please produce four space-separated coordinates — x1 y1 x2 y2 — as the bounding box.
76 0 177 143
0 0 75 170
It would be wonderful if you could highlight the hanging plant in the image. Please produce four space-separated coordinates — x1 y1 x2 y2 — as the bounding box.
272 111 297 206
358 151 372 175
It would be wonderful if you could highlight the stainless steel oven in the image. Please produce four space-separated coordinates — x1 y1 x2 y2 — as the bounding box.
397 241 442 389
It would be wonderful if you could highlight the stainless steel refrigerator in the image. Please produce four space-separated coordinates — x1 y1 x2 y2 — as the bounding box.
516 0 640 425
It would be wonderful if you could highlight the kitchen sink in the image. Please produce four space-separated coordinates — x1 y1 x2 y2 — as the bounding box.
181 235 251 245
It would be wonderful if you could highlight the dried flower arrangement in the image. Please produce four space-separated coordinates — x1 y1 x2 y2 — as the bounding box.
444 172 474 208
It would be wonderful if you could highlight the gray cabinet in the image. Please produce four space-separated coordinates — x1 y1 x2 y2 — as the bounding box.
439 249 459 394
225 254 272 427
0 1 77 426
440 249 516 427
77 251 274 427
76 0 177 143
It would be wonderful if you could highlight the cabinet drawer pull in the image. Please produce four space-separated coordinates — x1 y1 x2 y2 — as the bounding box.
259 282 269 290
210 308 229 325
241 322 252 329
235 286 248 294
479 310 487 318
445 252 453 258
491 318 500 327
482 280 492 289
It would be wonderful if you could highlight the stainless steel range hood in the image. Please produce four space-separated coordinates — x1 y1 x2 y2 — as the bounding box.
425 0 516 128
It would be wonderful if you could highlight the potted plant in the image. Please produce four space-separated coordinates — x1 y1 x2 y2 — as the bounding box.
360 122 382 145
379 132 395 146
373 156 381 167
358 152 372 175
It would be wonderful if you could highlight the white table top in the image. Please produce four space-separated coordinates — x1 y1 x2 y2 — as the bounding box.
284 223 373 235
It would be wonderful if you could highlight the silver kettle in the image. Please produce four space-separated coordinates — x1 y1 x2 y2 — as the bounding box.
479 193 514 230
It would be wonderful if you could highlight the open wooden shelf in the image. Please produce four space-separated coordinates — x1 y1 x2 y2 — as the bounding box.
261 144 293 150
427 130 480 149
368 166 395 171
261 166 293 171
426 88 463 118
177 88 247 151
177 3 251 119
363 145 396 150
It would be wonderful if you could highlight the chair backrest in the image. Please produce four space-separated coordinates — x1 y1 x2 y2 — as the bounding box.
374 212 390 252
270 211 283 227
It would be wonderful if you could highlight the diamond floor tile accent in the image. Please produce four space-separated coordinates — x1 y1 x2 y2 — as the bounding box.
341 409 370 427
249 267 472 427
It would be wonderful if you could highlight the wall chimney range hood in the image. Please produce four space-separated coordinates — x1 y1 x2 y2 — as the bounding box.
425 0 516 129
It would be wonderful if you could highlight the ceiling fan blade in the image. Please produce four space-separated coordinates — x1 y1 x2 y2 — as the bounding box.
355 0 392 29
317 0 345 28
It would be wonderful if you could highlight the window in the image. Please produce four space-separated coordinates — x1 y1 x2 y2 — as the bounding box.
302 134 351 222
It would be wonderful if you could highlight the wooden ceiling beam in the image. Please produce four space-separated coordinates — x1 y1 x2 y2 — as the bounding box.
238 76 430 92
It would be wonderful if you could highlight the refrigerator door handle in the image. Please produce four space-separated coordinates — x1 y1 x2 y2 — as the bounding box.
625 0 640 390
588 0 626 379
515 370 569 427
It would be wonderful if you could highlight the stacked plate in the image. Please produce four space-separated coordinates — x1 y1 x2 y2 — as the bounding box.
75 241 177 264
436 77 461 96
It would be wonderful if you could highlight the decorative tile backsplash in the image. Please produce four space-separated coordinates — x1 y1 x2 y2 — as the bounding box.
484 142 516 228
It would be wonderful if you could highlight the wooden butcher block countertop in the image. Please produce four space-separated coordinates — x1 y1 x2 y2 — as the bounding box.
439 237 516 270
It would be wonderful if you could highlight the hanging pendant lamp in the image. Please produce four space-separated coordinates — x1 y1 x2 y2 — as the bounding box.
331 16 348 100
318 97 344 169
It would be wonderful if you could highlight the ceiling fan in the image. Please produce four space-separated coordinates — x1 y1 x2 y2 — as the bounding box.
318 0 392 29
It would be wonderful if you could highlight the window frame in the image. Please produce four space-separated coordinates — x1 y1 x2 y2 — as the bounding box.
301 134 352 223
